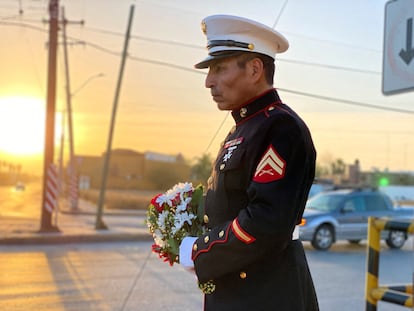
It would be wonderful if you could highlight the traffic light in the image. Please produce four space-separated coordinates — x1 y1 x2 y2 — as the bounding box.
378 176 390 186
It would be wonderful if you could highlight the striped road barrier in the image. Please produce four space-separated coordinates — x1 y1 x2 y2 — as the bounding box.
365 217 414 311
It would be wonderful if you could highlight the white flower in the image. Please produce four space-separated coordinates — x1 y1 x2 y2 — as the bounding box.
157 210 169 231
175 182 193 203
171 211 197 235
176 201 189 213
176 182 193 193
155 194 173 207
153 230 165 247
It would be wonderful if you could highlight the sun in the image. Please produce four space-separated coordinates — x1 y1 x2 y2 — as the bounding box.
0 96 50 156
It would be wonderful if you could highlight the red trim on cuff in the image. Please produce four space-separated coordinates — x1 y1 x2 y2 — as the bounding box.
192 224 230 261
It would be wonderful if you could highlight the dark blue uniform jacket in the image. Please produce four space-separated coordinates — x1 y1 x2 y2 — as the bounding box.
192 89 319 311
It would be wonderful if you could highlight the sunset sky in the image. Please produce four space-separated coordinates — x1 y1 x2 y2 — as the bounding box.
0 0 413 175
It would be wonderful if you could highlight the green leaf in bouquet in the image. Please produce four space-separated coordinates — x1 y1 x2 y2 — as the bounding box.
168 237 179 258
197 196 205 225
147 212 158 229
191 184 205 223
191 184 204 206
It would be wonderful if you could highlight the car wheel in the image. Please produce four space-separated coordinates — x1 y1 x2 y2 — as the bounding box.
348 240 361 245
385 230 406 249
311 224 334 250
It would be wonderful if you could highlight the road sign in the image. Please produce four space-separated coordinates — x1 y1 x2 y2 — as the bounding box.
383 0 414 95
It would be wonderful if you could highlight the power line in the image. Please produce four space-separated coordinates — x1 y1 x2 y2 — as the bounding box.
272 0 289 28
128 55 202 74
84 26 203 50
78 35 380 78
0 20 382 76
278 88 414 115
311 128 414 135
84 25 380 75
0 20 48 33
2 20 413 115
281 30 381 54
278 58 380 75
204 112 230 154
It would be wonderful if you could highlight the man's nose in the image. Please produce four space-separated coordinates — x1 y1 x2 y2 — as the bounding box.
205 71 214 88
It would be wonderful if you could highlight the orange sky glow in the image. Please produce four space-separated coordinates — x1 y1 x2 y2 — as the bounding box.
0 0 413 175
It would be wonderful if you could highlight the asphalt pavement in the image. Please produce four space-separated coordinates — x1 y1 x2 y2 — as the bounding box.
1 197 412 311
0 198 153 245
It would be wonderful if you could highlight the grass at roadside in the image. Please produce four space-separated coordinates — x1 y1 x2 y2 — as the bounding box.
80 189 160 210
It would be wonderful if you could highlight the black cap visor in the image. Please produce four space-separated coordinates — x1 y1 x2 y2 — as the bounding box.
194 50 245 69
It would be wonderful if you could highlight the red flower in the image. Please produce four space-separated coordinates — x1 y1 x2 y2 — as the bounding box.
151 194 164 212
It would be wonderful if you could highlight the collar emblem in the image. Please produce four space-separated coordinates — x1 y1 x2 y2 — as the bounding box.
239 107 247 118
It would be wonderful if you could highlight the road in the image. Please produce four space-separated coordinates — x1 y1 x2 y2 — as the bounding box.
0 184 412 310
0 183 42 219
0 240 412 311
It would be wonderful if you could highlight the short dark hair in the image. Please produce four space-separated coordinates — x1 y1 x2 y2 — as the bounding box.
236 52 275 85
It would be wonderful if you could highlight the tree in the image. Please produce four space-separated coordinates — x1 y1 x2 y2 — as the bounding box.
191 153 213 186
315 163 329 179
331 158 346 183
146 161 191 190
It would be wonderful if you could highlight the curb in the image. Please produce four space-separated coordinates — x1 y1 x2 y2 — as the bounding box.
0 231 153 246
60 208 146 217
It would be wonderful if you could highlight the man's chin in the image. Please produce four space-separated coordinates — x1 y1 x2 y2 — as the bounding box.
216 102 228 111
212 98 230 110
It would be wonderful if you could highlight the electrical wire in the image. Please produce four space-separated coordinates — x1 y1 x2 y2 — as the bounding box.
0 20 48 33
278 58 380 75
0 20 382 76
278 88 414 115
272 0 289 28
1 18 414 117
84 26 203 50
80 25 381 76
204 112 230 154
1 20 411 116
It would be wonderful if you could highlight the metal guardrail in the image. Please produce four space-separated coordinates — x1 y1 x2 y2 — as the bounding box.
365 217 414 311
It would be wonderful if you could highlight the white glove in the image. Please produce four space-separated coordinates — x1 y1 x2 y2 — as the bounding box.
179 236 197 271
292 225 300 240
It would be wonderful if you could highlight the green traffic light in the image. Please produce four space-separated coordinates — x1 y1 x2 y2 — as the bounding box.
378 177 389 186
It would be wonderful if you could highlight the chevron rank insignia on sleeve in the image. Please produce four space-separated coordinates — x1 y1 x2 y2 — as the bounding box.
253 145 286 183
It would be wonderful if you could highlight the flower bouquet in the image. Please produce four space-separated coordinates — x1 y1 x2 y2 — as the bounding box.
146 182 206 266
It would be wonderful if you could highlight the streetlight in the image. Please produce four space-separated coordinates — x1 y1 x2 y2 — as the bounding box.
71 73 105 97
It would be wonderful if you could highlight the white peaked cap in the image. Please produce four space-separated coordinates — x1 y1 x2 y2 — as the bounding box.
195 14 289 69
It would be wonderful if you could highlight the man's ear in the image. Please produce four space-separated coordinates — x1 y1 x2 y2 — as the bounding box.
249 58 264 82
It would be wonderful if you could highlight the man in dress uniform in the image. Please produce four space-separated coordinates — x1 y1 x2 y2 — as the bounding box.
180 14 319 311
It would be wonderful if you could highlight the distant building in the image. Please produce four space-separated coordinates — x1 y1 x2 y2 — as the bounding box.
348 159 361 185
144 151 178 163
74 149 190 190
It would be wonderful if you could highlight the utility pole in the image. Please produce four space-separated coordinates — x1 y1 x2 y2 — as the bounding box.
40 0 59 232
95 5 135 230
61 6 84 211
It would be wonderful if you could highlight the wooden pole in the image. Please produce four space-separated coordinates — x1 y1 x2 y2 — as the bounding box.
40 0 59 232
95 5 135 229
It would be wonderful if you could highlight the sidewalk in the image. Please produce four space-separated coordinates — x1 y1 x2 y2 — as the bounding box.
0 198 153 245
